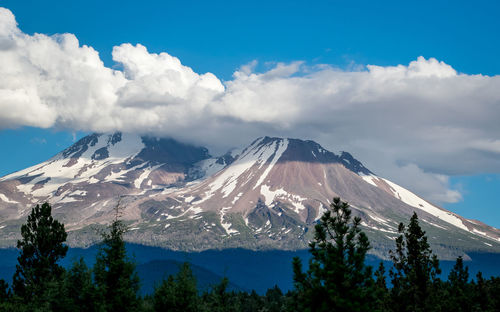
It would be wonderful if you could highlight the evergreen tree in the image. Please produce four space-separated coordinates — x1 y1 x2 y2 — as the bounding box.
202 277 239 312
389 212 441 312
12 202 68 309
0 278 13 312
0 279 10 303
374 262 387 291
94 219 140 312
471 272 491 311
442 256 471 312
487 276 500 311
153 262 199 312
64 258 102 312
263 285 285 312
238 290 263 312
292 197 375 312
374 262 390 311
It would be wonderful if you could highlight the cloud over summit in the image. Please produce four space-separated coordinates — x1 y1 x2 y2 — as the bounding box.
1 7 500 204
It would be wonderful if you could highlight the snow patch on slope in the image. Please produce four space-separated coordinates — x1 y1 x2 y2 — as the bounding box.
368 214 393 226
360 173 378 187
6 133 146 198
220 207 239 235
254 139 288 188
232 192 243 205
361 221 398 234
255 141 278 170
104 163 144 183
163 206 203 220
382 178 469 231
315 202 328 221
0 193 17 204
134 164 163 188
422 219 447 230
260 184 306 214
207 138 274 198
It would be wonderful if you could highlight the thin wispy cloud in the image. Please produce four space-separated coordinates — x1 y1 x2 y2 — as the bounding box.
1 7 499 204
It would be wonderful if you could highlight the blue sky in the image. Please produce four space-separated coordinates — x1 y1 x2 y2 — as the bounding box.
0 0 499 226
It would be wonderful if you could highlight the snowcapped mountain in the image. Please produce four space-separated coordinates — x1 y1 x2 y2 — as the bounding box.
0 133 499 259
0 133 209 240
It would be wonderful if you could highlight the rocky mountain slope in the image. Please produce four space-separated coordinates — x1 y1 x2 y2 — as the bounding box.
0 133 499 259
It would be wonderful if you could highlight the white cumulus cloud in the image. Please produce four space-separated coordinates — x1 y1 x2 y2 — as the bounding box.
1 7 500 204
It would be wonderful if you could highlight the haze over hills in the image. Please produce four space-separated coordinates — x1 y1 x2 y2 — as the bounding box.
0 132 498 259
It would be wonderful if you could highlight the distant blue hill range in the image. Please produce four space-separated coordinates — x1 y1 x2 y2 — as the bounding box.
0 244 499 294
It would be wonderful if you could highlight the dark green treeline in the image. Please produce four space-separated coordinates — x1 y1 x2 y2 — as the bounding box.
0 200 500 311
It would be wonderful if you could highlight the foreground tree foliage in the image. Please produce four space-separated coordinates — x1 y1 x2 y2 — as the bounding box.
12 202 68 311
153 262 199 312
388 212 442 312
439 256 470 312
63 258 101 312
2 201 500 311
292 197 376 312
94 219 141 312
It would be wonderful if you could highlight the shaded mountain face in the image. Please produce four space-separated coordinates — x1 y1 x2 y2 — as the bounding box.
0 134 499 259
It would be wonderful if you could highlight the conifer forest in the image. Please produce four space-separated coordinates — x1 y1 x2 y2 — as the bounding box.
1 199 499 312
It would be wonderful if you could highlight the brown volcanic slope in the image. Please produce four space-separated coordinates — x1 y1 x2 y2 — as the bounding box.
1 135 499 259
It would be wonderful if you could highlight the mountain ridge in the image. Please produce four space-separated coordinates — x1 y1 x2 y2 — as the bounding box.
0 132 499 259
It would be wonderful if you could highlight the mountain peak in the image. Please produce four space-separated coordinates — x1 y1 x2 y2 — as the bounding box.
339 151 372 175
249 136 372 175
60 132 210 166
